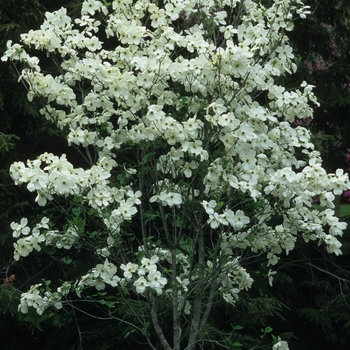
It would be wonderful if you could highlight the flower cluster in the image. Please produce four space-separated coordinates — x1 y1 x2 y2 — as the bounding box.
11 217 47 260
18 282 71 315
10 216 79 260
219 260 254 305
10 152 116 207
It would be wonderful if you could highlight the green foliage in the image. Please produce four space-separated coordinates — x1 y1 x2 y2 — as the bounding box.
0 132 19 156
0 0 44 33
290 0 350 170
295 263 350 345
0 284 20 317
204 279 293 349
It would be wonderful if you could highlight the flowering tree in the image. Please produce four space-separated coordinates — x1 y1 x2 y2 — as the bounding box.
2 0 350 348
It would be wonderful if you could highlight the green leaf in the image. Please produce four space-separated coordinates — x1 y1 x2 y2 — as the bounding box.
233 325 244 330
142 322 150 335
215 201 224 211
264 326 273 333
60 256 73 265
124 329 136 339
137 250 145 261
72 206 82 217
178 236 193 255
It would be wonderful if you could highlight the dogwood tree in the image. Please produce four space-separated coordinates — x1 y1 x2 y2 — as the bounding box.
3 0 350 348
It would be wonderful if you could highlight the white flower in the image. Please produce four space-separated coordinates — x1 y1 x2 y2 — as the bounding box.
231 210 250 231
116 199 138 220
82 0 104 16
202 200 217 215
134 276 149 293
95 280 106 291
324 235 342 256
147 271 167 294
120 262 138 279
14 238 30 260
272 338 289 350
141 255 159 271
176 276 190 292
11 218 30 238
152 191 183 207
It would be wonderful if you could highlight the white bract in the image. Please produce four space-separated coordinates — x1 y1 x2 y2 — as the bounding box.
3 0 349 349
